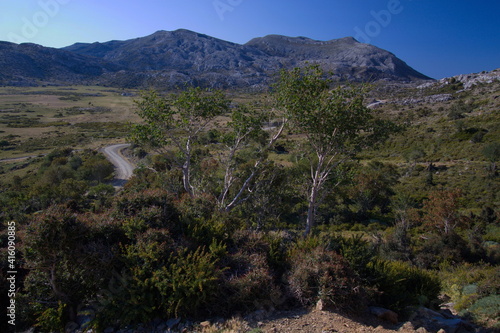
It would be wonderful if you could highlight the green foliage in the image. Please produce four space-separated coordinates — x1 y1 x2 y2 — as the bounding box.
414 232 474 269
77 153 114 183
183 213 232 249
275 65 382 153
347 161 399 219
368 260 441 314
35 302 67 332
483 141 500 177
439 264 499 318
114 188 178 226
131 87 230 196
274 65 399 234
96 239 223 325
20 206 117 327
329 234 376 280
448 100 475 120
151 246 224 318
463 295 500 328
87 183 115 210
483 142 500 163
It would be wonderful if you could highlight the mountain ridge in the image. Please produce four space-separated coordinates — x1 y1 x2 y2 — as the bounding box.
0 29 432 88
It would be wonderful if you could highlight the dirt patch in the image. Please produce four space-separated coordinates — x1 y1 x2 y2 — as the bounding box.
250 308 414 333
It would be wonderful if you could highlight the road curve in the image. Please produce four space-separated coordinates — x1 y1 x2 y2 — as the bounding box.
102 143 135 187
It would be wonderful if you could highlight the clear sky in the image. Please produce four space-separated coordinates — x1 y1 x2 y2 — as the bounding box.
1 0 499 79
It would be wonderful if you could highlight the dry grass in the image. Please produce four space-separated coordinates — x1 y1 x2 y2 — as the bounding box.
0 86 139 159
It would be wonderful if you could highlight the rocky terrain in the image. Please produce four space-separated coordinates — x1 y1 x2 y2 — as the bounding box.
69 305 486 333
0 29 431 89
418 68 500 90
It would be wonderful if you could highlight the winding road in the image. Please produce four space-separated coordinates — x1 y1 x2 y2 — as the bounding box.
102 143 135 187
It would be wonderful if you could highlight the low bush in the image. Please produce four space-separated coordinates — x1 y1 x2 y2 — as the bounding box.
463 295 500 329
368 260 441 315
287 245 364 312
329 234 376 281
439 263 499 327
223 252 282 313
96 245 223 327
153 246 224 318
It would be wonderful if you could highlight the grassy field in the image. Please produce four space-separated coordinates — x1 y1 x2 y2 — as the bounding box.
0 86 269 160
0 85 140 159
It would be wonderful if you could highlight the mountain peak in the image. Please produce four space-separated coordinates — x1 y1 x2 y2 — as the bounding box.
150 29 201 37
1 29 432 88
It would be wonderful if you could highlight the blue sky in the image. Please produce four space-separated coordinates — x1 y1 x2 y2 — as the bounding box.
1 0 499 79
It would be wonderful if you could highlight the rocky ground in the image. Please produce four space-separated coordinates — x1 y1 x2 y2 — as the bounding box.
81 305 492 333
192 306 489 333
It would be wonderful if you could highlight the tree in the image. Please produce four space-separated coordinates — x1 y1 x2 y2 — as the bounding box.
275 65 397 235
132 87 230 197
217 104 286 211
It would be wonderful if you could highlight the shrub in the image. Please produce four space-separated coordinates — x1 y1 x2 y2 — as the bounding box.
35 302 67 333
329 234 376 281
439 263 499 323
414 232 472 269
152 246 224 318
224 252 282 313
463 295 500 329
96 245 224 327
114 189 178 226
21 206 116 328
287 246 364 312
219 231 289 313
368 260 441 314
182 212 232 249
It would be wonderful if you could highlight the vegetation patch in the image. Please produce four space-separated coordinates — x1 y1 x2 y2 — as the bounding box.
0 72 498 332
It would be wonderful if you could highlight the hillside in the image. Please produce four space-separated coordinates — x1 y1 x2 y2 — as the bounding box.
0 29 431 88
0 67 498 332
0 41 123 86
246 34 429 81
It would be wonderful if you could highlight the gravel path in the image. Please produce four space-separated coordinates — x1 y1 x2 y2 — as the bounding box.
102 143 135 187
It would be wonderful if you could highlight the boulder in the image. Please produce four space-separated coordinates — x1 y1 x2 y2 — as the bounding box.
369 306 399 324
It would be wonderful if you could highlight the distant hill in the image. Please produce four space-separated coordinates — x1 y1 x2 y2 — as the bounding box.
0 41 122 86
0 29 432 88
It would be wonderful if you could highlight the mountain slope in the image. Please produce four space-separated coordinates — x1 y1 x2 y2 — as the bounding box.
1 29 431 88
245 35 430 81
64 29 280 72
0 41 122 86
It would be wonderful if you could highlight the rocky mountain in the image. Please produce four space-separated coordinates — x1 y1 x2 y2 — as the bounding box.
0 29 432 88
246 34 429 81
0 41 122 86
418 68 500 90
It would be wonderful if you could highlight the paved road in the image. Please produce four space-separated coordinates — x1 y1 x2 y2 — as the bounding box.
102 143 135 187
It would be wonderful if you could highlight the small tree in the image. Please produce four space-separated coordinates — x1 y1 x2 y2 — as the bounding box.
275 65 397 235
421 188 464 235
132 87 230 197
217 104 286 211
